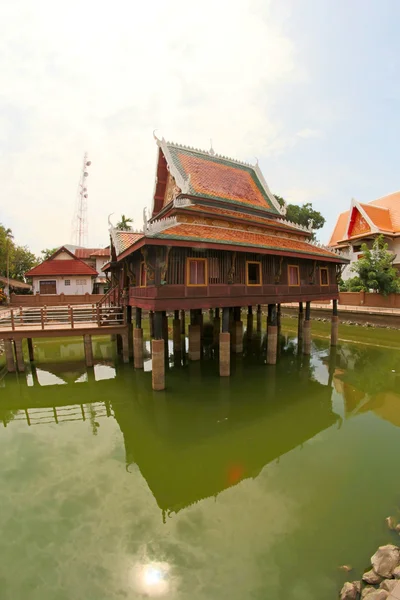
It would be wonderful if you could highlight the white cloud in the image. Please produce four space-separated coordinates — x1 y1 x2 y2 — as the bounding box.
0 0 302 253
296 128 323 139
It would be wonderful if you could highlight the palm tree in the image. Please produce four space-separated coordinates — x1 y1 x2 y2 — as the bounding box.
116 215 133 231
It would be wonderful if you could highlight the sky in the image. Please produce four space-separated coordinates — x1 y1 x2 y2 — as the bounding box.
1 0 400 255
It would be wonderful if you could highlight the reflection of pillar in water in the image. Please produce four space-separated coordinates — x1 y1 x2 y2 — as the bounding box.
220 307 230 377
149 311 154 338
298 302 304 343
303 301 311 356
180 310 185 334
331 299 339 346
5 339 16 372
267 304 278 365
134 328 144 369
328 348 337 388
247 306 253 336
213 308 220 346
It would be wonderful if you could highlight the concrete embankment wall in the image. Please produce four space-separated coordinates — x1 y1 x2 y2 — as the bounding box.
282 306 400 329
340 291 400 309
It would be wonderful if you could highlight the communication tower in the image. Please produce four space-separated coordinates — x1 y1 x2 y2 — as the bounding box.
71 153 91 247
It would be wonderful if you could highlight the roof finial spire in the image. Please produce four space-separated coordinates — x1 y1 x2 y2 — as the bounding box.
209 138 215 156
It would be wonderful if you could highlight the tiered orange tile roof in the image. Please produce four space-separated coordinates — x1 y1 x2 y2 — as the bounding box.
183 204 308 234
155 223 340 259
329 192 400 246
111 231 144 256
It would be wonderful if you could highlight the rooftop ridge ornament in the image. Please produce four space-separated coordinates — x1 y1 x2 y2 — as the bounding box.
145 216 178 236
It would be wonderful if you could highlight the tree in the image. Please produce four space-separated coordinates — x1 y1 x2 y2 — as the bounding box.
274 196 325 239
351 235 400 295
41 247 59 260
0 224 38 283
116 215 133 230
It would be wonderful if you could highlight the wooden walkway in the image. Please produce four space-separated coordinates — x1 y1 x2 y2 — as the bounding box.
0 304 132 372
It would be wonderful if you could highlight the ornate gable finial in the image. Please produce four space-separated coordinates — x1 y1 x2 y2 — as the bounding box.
209 139 215 156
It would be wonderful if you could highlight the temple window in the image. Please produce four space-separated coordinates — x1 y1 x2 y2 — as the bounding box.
288 265 300 286
320 267 329 286
246 261 262 285
187 258 207 286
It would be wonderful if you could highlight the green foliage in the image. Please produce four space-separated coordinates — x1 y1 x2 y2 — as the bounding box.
351 235 400 295
339 276 366 293
41 247 59 260
116 215 133 231
0 224 38 282
274 196 325 239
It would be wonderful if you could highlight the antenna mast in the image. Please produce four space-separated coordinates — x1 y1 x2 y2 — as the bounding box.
71 153 91 247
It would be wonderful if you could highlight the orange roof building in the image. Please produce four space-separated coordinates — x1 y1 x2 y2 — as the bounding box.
328 192 400 278
106 136 347 319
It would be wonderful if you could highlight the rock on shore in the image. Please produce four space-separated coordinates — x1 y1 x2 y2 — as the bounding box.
340 544 400 599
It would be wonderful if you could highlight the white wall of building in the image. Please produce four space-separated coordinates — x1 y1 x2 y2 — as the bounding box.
340 236 400 280
32 276 95 295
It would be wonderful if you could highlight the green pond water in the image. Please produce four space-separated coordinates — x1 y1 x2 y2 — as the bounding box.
1 321 400 600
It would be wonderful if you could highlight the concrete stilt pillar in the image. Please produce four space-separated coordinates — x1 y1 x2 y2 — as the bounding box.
188 324 201 361
116 334 123 355
84 334 94 368
256 304 262 333
219 332 230 376
331 299 339 346
173 318 181 353
303 301 311 355
233 320 243 353
152 339 165 391
247 306 253 336
134 328 144 368
267 304 278 365
121 332 130 364
4 339 16 372
209 308 214 321
27 338 34 362
220 307 230 377
180 310 185 334
277 304 281 334
14 339 25 372
298 302 304 342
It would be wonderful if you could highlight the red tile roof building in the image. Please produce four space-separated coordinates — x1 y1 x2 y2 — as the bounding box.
106 136 347 313
328 193 400 278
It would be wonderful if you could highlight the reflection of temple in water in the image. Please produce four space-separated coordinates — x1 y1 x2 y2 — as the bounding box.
326 344 400 428
1 350 340 516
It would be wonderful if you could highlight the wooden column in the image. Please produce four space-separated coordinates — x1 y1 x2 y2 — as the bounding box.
180 310 185 334
247 306 253 336
149 310 155 338
331 299 339 346
27 338 35 362
162 311 169 361
220 307 230 377
267 304 278 365
298 302 304 342
173 316 181 353
152 311 165 391
4 339 16 373
127 306 134 360
84 334 94 368
256 304 262 333
213 308 221 346
134 328 144 368
303 301 311 355
188 324 201 361
14 339 25 372
233 320 243 353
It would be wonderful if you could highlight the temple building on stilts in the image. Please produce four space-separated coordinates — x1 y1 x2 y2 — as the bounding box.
105 136 348 390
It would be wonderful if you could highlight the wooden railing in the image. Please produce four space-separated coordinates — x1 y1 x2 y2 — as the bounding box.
97 285 119 309
0 304 124 332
